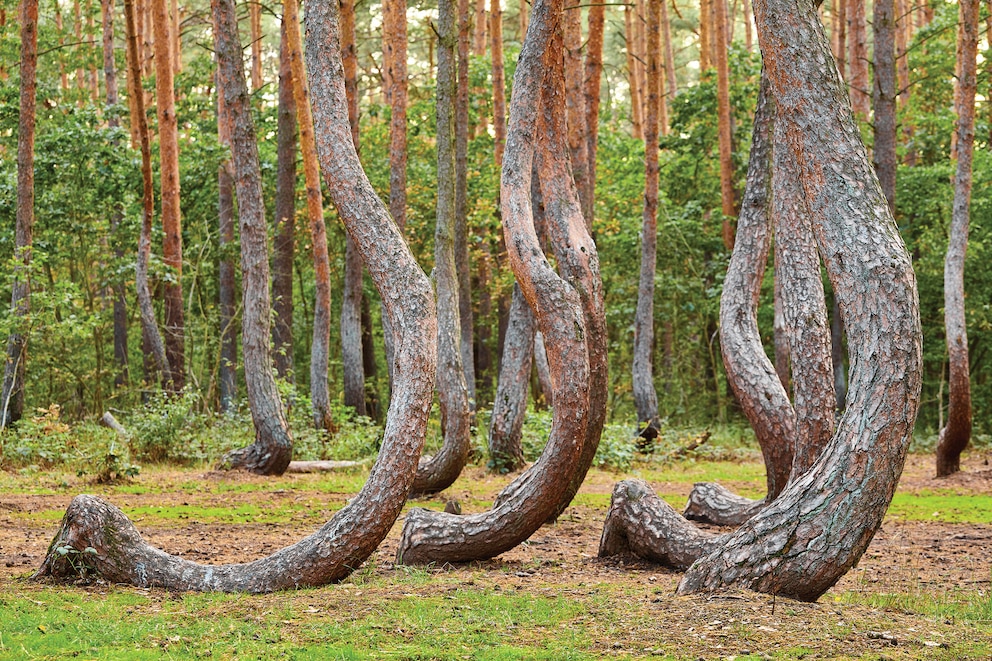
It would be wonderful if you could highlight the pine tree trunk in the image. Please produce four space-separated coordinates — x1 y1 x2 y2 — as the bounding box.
715 0 736 250
847 0 869 121
455 0 476 407
491 0 506 169
872 0 897 213
124 0 171 387
214 0 293 475
412 0 472 496
936 0 977 477
631 0 661 435
624 5 643 140
582 2 605 227
397 0 596 564
102 0 130 388
217 66 238 412
271 20 297 382
564 6 587 216
660 0 677 102
699 0 712 71
249 0 262 90
340 0 368 416
153 0 185 392
36 0 439 592
1 0 38 429
284 0 333 433
488 283 535 472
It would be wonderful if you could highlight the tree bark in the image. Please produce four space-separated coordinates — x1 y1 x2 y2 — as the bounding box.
678 0 922 600
36 0 438 586
124 0 171 388
1 0 38 429
271 20 297 382
152 0 184 392
847 0 868 121
340 0 366 417
833 0 846 79
872 0 897 214
455 0 476 408
102 0 130 389
396 0 594 564
564 6 587 221
699 0 712 71
936 0 977 477
410 0 472 497
582 2 605 227
684 72 792 526
491 0 506 169
488 283 535 472
217 63 238 413
214 0 293 475
533 330 553 403
715 0 736 250
249 0 262 90
624 5 643 140
660 0 677 103
284 0 334 433
632 0 661 436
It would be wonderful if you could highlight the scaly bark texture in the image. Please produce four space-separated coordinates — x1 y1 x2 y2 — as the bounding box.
285 0 333 433
678 0 922 601
153 0 184 392
217 64 238 412
872 0 897 213
564 6 587 218
396 0 592 564
1 0 38 428
715 0 736 251
271 21 297 381
936 0 977 477
455 0 476 407
631 0 661 436
124 0 171 387
847 0 868 121
36 0 438 593
102 0 130 388
411 0 471 497
488 283 535 472
340 0 367 416
214 0 293 475
582 2 605 226
684 72 792 526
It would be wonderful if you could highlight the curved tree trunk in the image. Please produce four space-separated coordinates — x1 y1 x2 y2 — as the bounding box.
677 0 921 601
396 0 593 564
684 72 792 526
215 0 293 475
271 20 298 382
1 0 38 429
410 0 472 497
153 0 184 392
936 0 977 477
284 0 334 434
488 283 535 472
36 0 438 593
124 0 171 389
631 0 661 438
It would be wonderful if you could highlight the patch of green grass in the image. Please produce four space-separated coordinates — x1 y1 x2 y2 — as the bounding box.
839 587 992 624
887 490 992 524
632 459 766 490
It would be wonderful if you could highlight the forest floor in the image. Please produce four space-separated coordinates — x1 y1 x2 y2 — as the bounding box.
1 451 991 660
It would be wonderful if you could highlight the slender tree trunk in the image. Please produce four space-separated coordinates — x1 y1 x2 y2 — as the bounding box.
491 0 507 168
742 0 752 50
284 0 333 432
773 268 790 389
397 0 598 564
36 0 439 590
271 20 297 382
564 6 587 224
519 0 528 38
102 0 130 388
412 0 472 495
153 0 184 392
533 330 553 401
582 2 605 227
124 0 170 387
1 0 38 429
847 0 868 121
895 0 913 165
936 0 977 477
625 5 643 140
473 0 486 54
700 0 712 70
340 0 368 416
833 0 846 78
249 0 262 90
214 0 293 475
872 0 896 213
170 0 179 73
489 284 535 472
217 70 238 412
661 0 677 102
715 0 736 250
632 0 661 436
455 0 476 407
831 297 847 408
360 297 380 419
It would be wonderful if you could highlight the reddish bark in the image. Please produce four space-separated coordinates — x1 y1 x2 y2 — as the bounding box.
624 5 643 140
847 0 868 121
833 0 846 78
249 0 262 90
217 63 237 412
1 0 38 428
35 0 438 590
699 0 712 70
582 2 605 226
936 0 977 477
214 0 293 475
491 0 506 169
564 6 587 215
715 0 736 250
660 0 677 104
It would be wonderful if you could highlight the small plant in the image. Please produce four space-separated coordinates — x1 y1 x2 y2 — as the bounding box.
49 543 99 580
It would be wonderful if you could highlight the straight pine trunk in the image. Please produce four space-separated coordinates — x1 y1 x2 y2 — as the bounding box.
872 0 897 213
455 0 477 406
715 0 736 250
217 67 238 412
